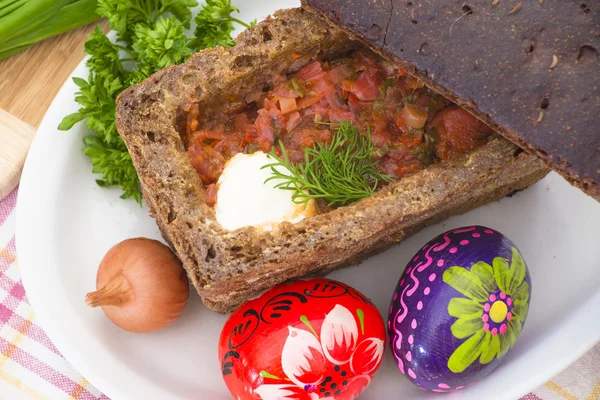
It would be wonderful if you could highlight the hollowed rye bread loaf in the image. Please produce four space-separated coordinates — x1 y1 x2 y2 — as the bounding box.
115 7 549 313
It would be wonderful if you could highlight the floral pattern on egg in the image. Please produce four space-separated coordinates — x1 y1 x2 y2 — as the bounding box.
219 279 386 400
387 226 532 391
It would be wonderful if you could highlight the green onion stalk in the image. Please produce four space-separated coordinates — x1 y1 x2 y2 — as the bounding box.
0 0 101 60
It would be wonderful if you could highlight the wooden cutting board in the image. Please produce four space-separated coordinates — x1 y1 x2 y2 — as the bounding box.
0 22 107 198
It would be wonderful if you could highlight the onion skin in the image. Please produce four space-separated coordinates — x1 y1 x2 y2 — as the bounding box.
86 238 189 333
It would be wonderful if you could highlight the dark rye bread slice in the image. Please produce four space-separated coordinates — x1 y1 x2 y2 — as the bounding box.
116 8 549 313
303 0 600 201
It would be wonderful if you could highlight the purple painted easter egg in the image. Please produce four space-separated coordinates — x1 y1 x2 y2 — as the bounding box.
387 226 531 391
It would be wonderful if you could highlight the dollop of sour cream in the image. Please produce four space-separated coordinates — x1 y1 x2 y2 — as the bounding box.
214 151 316 231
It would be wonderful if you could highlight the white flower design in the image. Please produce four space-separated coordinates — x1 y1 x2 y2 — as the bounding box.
321 305 359 365
282 327 327 388
255 305 384 400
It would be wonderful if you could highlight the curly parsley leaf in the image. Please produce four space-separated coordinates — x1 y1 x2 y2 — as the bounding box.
59 72 141 202
84 26 128 81
133 17 192 71
97 0 198 43
189 0 253 50
60 0 253 205
161 0 198 28
60 73 124 146
96 0 146 43
125 63 153 86
83 136 142 203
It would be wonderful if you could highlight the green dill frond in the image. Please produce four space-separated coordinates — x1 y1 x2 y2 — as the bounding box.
263 121 393 207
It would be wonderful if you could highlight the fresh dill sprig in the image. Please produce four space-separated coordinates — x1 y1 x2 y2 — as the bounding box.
263 121 393 207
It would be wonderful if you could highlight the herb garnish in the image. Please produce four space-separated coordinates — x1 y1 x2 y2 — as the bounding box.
262 121 393 207
58 0 252 204
189 0 255 49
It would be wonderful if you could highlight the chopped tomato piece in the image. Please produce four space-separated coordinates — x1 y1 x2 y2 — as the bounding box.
189 129 227 143
394 161 423 178
329 110 356 123
279 97 298 114
186 103 200 135
377 145 425 178
377 156 399 176
371 130 393 147
297 91 325 109
384 82 409 106
296 61 325 84
214 137 244 158
317 128 333 143
347 93 362 114
286 127 333 151
188 144 225 184
352 71 382 101
340 79 355 93
390 112 406 130
397 134 423 148
435 139 451 161
372 113 389 132
312 78 334 96
308 100 329 117
299 135 315 148
286 111 302 132
243 124 258 145
272 84 298 99
325 90 346 110
262 98 278 111
327 64 353 85
254 109 275 152
189 119 198 133
205 183 218 206
431 106 493 157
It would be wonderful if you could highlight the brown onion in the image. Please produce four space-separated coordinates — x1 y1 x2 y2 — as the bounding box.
86 238 189 333
401 104 429 129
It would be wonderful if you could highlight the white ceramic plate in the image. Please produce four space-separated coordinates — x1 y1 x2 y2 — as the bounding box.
16 1 600 399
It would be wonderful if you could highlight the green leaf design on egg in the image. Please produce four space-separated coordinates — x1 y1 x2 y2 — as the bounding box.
444 247 530 373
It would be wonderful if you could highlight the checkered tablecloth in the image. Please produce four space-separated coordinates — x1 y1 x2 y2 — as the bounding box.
1 187 598 399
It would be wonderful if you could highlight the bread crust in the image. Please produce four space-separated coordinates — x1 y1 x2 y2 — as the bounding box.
303 0 600 201
116 8 549 313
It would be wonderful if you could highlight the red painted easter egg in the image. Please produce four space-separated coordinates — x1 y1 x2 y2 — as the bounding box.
219 279 386 400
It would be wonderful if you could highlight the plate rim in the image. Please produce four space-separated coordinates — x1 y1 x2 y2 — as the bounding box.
14 3 600 398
